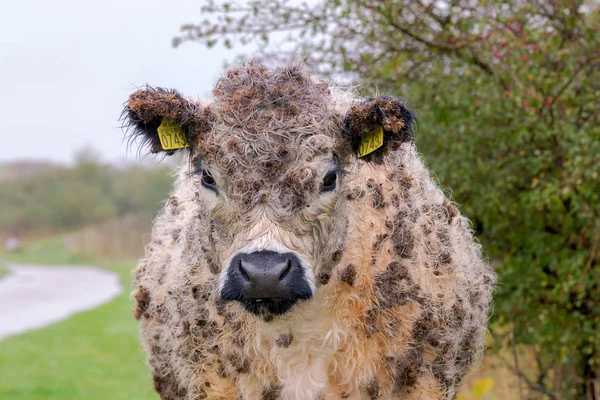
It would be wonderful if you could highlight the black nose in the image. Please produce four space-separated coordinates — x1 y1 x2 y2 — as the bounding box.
232 251 300 298
219 250 313 316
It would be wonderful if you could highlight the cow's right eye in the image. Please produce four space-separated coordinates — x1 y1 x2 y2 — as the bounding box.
201 169 218 192
319 172 337 193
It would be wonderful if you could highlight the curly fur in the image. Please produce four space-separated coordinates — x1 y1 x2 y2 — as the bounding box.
124 60 495 400
343 96 416 162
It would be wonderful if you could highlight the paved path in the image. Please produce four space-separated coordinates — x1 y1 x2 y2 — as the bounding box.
0 263 122 341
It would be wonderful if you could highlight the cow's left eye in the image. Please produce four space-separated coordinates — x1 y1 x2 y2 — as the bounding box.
201 169 218 192
319 172 337 193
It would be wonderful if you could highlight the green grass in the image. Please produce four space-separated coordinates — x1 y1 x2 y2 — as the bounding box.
0 263 8 279
0 237 158 400
2 237 94 266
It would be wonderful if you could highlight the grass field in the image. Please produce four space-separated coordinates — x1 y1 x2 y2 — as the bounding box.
0 238 158 400
0 263 8 279
0 236 520 400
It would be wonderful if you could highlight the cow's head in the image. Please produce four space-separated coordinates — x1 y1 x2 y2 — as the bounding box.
123 61 416 318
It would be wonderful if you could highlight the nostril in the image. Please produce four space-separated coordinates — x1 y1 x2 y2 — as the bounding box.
278 259 293 281
238 259 251 283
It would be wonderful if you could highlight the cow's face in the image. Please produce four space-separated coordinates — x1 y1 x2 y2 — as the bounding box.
194 144 346 316
122 61 415 318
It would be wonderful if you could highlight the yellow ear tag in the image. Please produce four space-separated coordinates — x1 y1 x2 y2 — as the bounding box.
357 125 384 158
157 118 189 150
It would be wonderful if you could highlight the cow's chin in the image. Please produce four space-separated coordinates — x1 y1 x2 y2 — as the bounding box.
239 297 309 318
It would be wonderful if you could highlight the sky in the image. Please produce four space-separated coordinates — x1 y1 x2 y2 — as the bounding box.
0 0 245 164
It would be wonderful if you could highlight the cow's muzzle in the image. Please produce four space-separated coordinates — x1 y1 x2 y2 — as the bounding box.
219 250 313 316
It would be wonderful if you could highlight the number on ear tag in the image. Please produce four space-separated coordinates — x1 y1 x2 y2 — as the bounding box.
157 118 189 150
357 125 384 158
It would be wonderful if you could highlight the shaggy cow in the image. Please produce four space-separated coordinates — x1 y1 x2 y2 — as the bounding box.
122 60 495 400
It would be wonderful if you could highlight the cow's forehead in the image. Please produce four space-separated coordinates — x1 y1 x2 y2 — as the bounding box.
197 60 345 180
212 59 332 125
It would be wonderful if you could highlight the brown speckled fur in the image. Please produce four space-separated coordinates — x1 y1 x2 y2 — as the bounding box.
123 60 495 400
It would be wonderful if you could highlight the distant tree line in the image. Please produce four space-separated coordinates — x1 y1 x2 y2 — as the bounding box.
0 156 173 237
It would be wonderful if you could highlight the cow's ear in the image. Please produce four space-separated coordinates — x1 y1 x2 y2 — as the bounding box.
343 96 416 162
121 86 210 156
